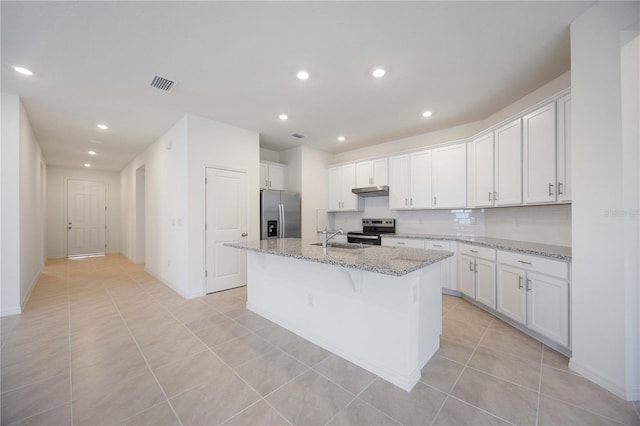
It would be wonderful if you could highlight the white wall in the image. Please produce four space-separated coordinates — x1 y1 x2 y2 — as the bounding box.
280 146 333 240
260 148 281 163
570 1 640 401
484 205 571 246
121 116 189 294
186 114 260 298
2 94 22 315
1 94 46 316
46 166 121 259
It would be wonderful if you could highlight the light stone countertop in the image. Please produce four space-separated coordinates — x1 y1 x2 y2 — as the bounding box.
225 238 453 277
387 233 572 261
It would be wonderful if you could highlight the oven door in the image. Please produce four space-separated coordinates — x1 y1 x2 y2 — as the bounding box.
347 233 381 245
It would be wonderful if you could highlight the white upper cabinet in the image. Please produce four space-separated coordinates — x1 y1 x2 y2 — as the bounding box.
471 133 495 207
327 163 362 212
389 151 432 209
495 119 523 206
433 144 467 208
556 94 572 203
523 103 557 204
260 162 285 191
356 158 388 187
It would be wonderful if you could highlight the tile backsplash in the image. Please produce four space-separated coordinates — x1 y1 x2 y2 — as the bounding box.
328 197 571 246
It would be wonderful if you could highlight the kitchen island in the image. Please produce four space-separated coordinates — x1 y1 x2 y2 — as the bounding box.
226 238 452 391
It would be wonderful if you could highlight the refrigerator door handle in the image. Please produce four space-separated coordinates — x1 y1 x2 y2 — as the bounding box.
281 203 285 239
278 204 283 239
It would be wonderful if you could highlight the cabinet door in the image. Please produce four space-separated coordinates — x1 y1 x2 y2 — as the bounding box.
523 103 557 204
475 258 497 309
458 254 476 298
341 163 361 211
472 134 495 207
497 264 526 325
388 155 410 209
371 158 388 186
433 145 467 208
356 161 372 187
495 119 523 206
427 241 450 289
526 272 569 347
556 95 571 203
268 164 285 191
327 167 342 211
409 150 432 209
260 163 269 189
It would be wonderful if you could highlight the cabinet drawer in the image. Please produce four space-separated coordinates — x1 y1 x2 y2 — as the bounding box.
497 251 568 280
426 240 450 250
382 237 425 249
458 243 496 261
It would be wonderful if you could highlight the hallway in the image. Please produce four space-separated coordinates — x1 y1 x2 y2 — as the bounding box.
1 255 638 425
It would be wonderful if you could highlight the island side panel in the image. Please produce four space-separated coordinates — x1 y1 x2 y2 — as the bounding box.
245 251 442 391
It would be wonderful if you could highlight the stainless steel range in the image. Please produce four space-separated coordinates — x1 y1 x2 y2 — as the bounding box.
347 218 395 245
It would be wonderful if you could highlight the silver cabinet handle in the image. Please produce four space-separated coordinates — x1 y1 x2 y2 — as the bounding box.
494 191 497 201
410 198 413 206
469 261 473 271
548 183 554 196
241 232 248 237
526 279 532 291
558 182 564 195
518 276 523 289
397 242 405 245
433 244 443 248
489 192 492 202
470 249 478 253
474 262 478 273
405 198 408 206
517 260 532 265
433 196 437 205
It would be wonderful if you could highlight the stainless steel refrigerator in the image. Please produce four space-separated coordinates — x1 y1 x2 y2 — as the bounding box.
260 190 301 239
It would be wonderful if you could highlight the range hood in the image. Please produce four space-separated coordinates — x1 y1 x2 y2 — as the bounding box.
351 185 389 197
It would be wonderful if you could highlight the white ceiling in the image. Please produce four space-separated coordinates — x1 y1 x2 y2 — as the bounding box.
2 1 592 172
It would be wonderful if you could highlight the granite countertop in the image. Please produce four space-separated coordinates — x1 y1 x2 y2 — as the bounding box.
225 238 453 277
388 233 572 260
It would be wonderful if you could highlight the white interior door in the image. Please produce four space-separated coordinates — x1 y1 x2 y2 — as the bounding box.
67 179 106 256
205 167 248 293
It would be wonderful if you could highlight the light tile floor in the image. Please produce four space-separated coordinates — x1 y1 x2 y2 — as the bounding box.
1 254 638 426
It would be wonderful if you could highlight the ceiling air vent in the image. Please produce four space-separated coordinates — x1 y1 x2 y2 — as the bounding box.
291 133 305 139
150 75 175 92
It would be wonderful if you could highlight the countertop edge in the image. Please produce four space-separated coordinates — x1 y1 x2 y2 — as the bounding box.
385 234 572 261
226 243 453 277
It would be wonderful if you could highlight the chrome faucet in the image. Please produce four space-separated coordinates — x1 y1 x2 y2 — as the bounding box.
322 227 344 248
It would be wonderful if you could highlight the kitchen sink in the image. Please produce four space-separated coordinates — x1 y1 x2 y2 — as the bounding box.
310 242 370 249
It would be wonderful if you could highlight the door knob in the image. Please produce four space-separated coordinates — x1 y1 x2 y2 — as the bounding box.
68 227 72 230
241 233 248 237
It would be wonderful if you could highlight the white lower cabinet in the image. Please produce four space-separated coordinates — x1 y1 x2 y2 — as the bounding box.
497 251 570 347
426 240 457 292
457 244 496 309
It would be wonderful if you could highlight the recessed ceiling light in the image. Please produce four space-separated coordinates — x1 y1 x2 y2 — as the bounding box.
337 136 345 142
372 68 386 78
97 124 108 130
297 71 309 80
88 150 96 155
13 66 33 76
84 163 91 168
422 111 433 118
279 114 288 121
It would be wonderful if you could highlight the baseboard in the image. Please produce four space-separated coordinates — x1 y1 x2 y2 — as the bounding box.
442 288 461 296
1 306 22 317
20 269 41 311
569 359 640 401
144 268 201 300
